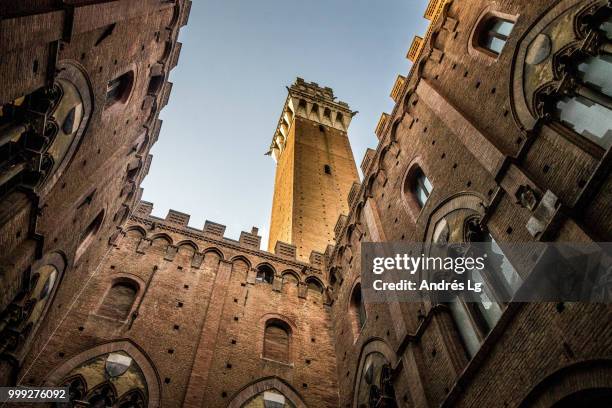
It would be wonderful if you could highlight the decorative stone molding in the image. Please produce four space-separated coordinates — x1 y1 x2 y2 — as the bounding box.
267 78 355 162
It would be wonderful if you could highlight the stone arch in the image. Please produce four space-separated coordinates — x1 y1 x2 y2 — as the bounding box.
230 256 251 281
364 173 377 198
518 359 612 408
257 314 298 365
125 225 147 238
44 339 161 407
281 270 300 283
227 376 308 408
36 61 94 196
202 246 225 260
305 276 324 294
421 192 486 243
255 262 277 275
305 275 324 288
328 266 341 286
10 251 67 365
389 116 402 143
467 6 519 62
510 0 603 132
348 278 366 339
230 255 252 270
176 240 199 252
148 233 173 245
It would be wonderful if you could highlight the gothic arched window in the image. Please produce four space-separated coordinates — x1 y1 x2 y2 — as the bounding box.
0 63 91 198
356 352 397 408
431 213 521 358
551 53 612 148
424 191 525 359
98 280 138 321
263 319 291 363
513 3 612 151
57 351 149 407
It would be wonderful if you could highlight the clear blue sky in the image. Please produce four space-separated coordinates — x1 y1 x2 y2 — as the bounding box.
141 0 430 245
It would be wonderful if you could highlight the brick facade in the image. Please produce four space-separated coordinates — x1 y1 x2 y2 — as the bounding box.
1 0 611 407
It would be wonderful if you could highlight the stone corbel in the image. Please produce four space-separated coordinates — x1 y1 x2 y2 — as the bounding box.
246 268 257 284
191 252 204 269
272 277 282 292
298 282 308 299
136 238 151 254
164 245 177 261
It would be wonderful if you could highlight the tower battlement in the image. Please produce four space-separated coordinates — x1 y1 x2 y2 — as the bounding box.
268 78 355 162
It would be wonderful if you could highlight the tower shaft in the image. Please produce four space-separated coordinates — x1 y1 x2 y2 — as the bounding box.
268 78 359 261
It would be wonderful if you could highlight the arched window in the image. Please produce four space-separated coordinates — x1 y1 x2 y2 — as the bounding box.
263 319 291 363
355 352 396 408
430 212 521 358
477 16 515 56
256 265 275 284
512 3 611 151
75 209 105 262
105 70 134 108
24 265 59 328
98 281 138 321
551 53 612 149
413 168 432 207
403 164 433 215
350 283 366 335
0 63 91 197
324 164 332 175
306 278 324 293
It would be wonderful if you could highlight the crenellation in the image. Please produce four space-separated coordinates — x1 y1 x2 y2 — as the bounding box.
239 229 261 249
135 200 154 217
375 113 390 141
275 241 297 259
203 220 227 237
165 209 191 227
360 148 376 175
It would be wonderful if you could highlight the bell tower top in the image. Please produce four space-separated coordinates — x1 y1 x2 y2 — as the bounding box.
268 78 355 162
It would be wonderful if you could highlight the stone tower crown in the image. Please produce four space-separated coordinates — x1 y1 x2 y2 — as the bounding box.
268 77 355 162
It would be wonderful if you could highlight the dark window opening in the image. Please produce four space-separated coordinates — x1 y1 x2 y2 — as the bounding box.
147 75 165 96
411 167 432 207
324 164 332 175
350 283 366 333
256 265 274 284
105 71 134 108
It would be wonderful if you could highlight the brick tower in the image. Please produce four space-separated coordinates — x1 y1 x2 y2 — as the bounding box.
267 78 359 261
